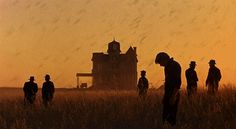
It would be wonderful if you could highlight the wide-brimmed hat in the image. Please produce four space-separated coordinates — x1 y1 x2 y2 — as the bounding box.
141 70 146 74
209 59 216 64
29 76 35 81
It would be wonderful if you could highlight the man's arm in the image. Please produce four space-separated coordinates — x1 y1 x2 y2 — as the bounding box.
194 71 198 82
170 64 181 105
218 69 222 81
185 70 189 81
146 78 149 89
42 83 45 96
34 84 38 93
206 70 210 87
23 83 26 92
137 78 142 88
169 87 180 105
52 82 55 94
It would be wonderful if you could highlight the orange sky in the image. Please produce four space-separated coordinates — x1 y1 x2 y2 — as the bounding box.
0 0 236 88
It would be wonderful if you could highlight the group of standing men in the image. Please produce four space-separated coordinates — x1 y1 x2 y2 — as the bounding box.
137 52 222 127
23 52 222 126
23 74 55 107
186 59 221 96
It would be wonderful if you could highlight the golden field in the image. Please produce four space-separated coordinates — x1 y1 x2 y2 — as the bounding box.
0 87 235 129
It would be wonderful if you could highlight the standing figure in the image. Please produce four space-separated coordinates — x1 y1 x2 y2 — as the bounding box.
206 60 221 94
155 52 181 126
42 74 55 107
185 61 198 96
23 76 38 105
137 70 149 99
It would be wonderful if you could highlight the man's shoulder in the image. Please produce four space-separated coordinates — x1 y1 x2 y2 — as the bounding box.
43 82 47 86
142 77 148 81
185 68 191 72
49 81 54 85
211 66 220 72
25 81 37 85
215 67 220 71
170 59 181 69
186 68 196 73
24 82 30 88
44 81 54 86
33 82 38 86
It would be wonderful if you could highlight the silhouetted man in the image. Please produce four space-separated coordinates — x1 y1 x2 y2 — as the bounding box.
155 52 181 126
185 61 198 96
42 74 55 107
137 70 149 99
23 76 38 105
206 60 221 94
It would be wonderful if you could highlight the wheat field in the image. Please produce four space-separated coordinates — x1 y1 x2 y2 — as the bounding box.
0 87 235 129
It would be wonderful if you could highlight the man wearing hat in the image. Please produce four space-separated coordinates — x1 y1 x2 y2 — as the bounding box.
155 52 181 126
185 61 198 96
23 76 38 105
42 74 55 107
206 59 221 94
137 70 149 99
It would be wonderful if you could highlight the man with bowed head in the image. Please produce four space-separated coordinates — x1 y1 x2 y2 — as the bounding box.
155 52 182 127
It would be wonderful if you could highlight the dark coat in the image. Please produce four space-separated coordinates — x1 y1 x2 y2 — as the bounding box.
164 58 181 98
42 81 55 101
162 58 181 126
185 68 198 88
206 66 221 87
23 81 38 98
137 77 149 90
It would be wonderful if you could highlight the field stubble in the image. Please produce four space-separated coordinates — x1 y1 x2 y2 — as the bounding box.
0 87 235 129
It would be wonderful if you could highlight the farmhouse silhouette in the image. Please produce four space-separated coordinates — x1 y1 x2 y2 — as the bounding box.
76 39 138 90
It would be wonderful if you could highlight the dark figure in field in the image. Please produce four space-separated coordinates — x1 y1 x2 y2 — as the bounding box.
155 52 181 126
23 76 38 105
185 61 198 96
206 60 221 94
137 70 149 99
42 74 55 107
